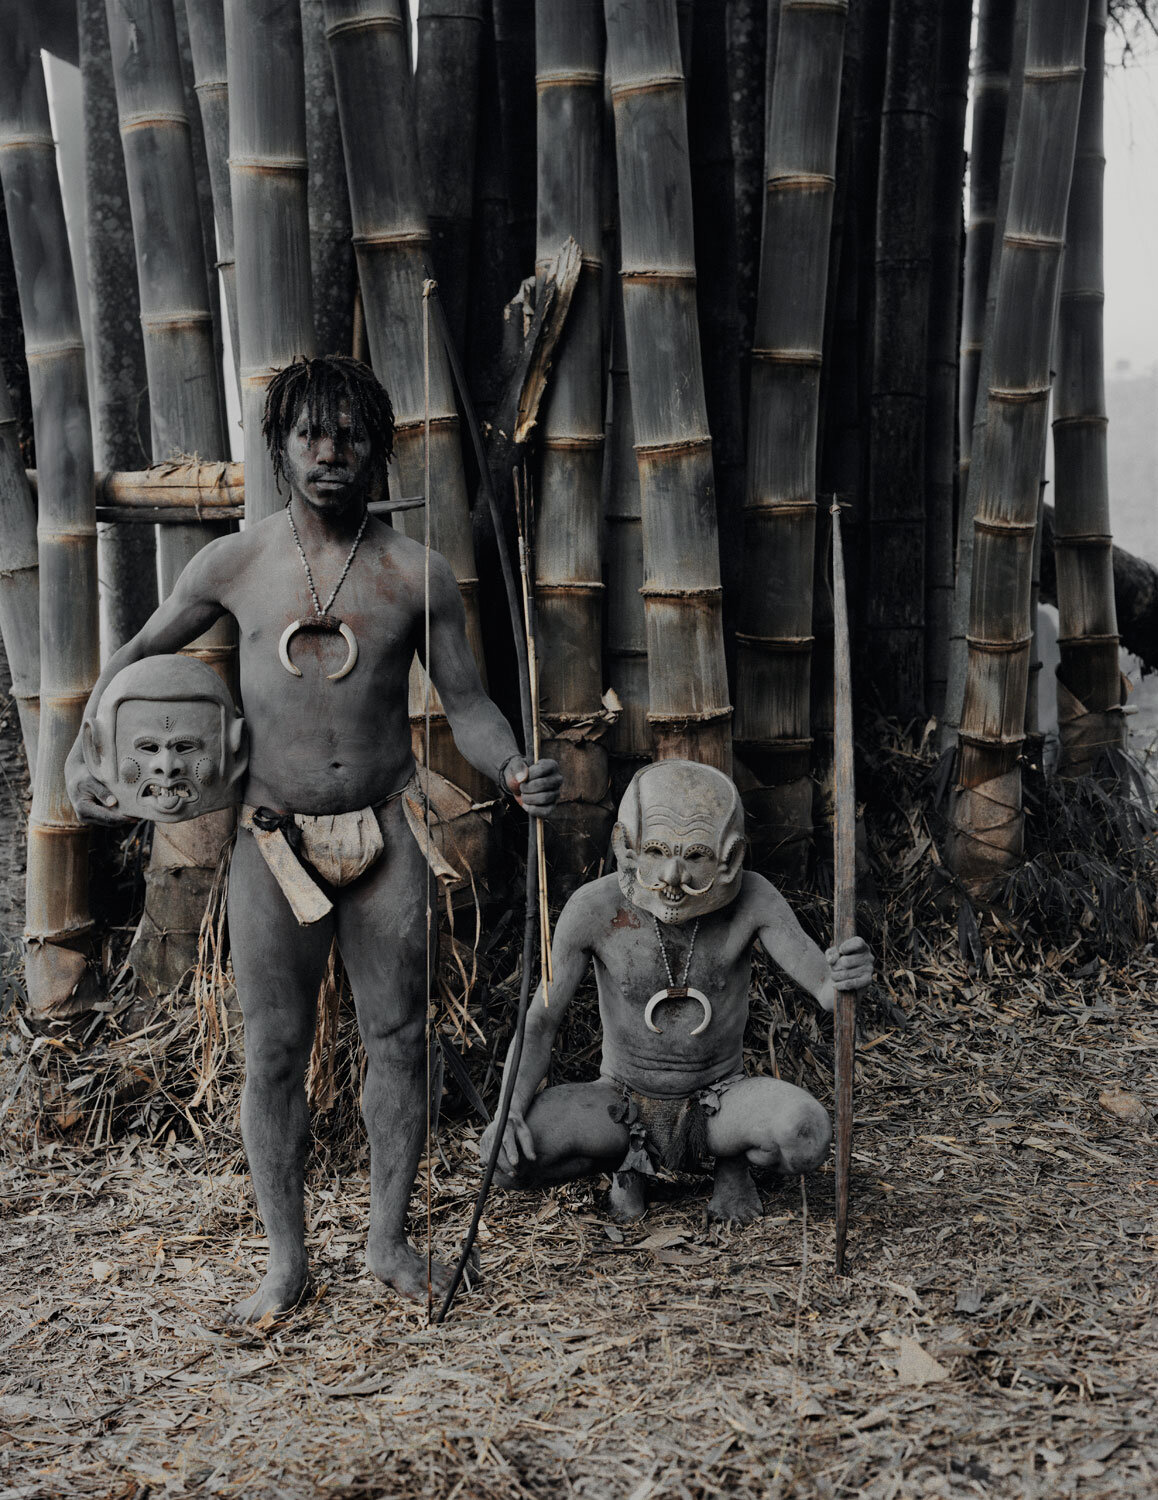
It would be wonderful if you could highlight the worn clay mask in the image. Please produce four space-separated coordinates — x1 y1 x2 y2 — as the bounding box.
612 760 746 925
83 655 247 823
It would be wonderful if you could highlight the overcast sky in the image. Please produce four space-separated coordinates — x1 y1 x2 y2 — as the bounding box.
1104 39 1158 371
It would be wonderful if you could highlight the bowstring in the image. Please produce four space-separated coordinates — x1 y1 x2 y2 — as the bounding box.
422 278 435 1322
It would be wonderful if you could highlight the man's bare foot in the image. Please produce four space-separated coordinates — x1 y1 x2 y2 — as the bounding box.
226 1265 308 1325
708 1157 762 1225
609 1170 647 1222
366 1240 454 1302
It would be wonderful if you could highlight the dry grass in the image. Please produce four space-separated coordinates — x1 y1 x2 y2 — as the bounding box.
2 736 1156 1499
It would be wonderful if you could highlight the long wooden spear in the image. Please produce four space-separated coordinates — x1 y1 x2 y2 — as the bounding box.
831 499 856 1275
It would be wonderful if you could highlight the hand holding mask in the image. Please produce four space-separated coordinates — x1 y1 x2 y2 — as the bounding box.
80 655 248 824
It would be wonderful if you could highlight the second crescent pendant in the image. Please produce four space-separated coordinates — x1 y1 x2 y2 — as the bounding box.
278 619 359 680
643 986 713 1038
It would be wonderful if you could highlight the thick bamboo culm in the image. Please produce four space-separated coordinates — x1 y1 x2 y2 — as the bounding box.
533 0 609 879
493 0 537 276
958 0 1016 499
183 0 239 387
725 0 768 382
952 0 1089 886
0 20 101 1017
866 0 940 719
734 0 846 860
105 0 231 597
325 0 490 801
227 0 316 522
416 0 486 347
106 0 238 992
944 0 1029 740
79 0 158 657
604 0 731 771
1052 0 1122 776
301 0 355 357
0 375 39 770
533 6 604 703
924 4 973 719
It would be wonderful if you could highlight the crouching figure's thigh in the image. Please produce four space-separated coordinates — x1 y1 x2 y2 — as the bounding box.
705 1076 832 1174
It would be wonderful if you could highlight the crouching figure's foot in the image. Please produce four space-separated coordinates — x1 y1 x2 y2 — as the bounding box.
608 1169 647 1222
708 1156 762 1226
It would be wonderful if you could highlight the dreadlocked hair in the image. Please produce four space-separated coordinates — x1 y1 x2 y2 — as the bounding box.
262 355 396 492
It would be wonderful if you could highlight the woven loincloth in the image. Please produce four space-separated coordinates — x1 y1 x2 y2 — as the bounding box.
607 1072 745 1181
240 771 460 926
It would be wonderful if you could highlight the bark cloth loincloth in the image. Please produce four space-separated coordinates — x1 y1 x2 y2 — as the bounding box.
239 771 459 925
606 1072 745 1185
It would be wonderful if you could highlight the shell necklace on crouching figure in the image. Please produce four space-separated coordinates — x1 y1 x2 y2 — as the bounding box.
278 501 368 681
644 917 712 1037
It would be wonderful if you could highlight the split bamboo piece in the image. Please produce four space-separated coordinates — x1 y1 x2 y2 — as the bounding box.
1051 0 1123 777
533 0 610 885
79 0 157 655
227 0 316 522
325 0 490 803
0 15 101 1017
734 0 846 863
105 0 238 993
604 0 731 771
924 4 973 719
416 0 486 347
183 0 239 386
0 375 39 771
951 0 1090 887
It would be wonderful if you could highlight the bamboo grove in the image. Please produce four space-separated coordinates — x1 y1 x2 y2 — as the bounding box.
0 0 1150 1018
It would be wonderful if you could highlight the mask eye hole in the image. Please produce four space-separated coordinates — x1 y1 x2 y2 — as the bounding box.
642 842 668 858
136 739 159 754
684 845 713 863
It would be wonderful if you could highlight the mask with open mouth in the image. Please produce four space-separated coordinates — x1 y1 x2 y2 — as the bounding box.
611 760 746 925
83 655 248 823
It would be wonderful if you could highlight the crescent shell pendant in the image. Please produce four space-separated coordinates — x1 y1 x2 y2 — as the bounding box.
278 619 359 680
643 986 712 1038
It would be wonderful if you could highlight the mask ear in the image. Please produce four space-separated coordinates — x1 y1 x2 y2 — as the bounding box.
611 821 636 873
82 719 102 774
719 833 746 883
226 714 249 783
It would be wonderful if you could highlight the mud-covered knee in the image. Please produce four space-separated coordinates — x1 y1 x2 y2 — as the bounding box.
781 1101 832 1174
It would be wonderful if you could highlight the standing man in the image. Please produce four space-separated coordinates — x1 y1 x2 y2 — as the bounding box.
68 356 561 1321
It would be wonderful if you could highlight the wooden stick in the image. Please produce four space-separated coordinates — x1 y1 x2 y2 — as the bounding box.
831 499 856 1275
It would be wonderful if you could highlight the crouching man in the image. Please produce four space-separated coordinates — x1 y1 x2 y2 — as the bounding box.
480 760 872 1224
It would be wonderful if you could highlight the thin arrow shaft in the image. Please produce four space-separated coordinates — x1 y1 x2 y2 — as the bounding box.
831 501 856 1275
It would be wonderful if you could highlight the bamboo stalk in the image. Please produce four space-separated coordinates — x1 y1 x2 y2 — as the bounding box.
325 0 490 801
105 0 238 993
183 0 239 384
302 0 355 356
1052 0 1123 777
958 0 1016 500
417 0 486 347
688 0 744 672
79 0 158 656
604 0 731 770
0 12 101 1017
924 2 972 719
944 0 1030 741
0 373 39 771
492 0 537 276
174 0 224 384
227 0 316 523
951 0 1090 888
533 0 610 884
465 12 512 428
726 0 769 384
865 0 940 718
734 0 846 865
603 237 649 762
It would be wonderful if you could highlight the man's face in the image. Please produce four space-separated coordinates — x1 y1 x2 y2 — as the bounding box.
614 763 746 925
112 698 225 821
282 400 373 515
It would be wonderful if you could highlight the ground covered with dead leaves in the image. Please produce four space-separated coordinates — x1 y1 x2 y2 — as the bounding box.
2 911 1156 1500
